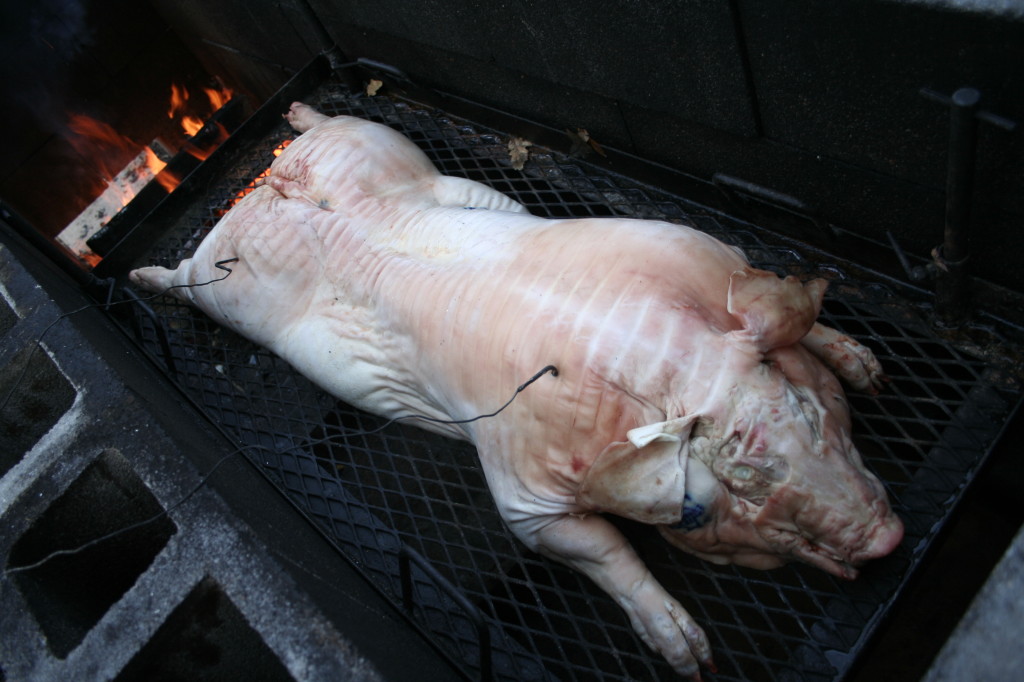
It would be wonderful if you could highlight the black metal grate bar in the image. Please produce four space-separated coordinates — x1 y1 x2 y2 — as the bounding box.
113 74 1020 682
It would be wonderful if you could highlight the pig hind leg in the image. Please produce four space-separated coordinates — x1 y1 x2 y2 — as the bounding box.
129 260 197 304
284 102 330 133
130 264 178 293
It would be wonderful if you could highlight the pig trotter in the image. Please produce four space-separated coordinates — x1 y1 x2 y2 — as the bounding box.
801 322 888 393
527 513 713 678
284 101 331 133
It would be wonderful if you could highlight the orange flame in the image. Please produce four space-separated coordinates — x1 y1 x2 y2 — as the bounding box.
181 115 205 137
205 85 233 111
168 83 189 119
67 114 139 184
184 122 230 162
59 82 238 267
149 147 180 193
168 82 234 138
66 113 169 209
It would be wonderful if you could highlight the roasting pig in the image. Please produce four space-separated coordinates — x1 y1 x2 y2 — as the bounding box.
130 103 904 679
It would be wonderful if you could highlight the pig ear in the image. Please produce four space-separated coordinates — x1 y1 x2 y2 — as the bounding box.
576 415 699 525
727 268 827 352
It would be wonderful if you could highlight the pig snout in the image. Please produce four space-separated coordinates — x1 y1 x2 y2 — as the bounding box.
817 473 905 570
848 506 904 565
782 490 904 579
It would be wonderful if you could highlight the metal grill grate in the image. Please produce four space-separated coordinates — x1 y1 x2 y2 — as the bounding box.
114 74 1020 682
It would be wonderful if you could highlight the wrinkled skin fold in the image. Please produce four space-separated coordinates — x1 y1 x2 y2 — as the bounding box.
130 103 904 679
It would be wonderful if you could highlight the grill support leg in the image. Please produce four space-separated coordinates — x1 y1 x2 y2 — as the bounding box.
922 87 1017 327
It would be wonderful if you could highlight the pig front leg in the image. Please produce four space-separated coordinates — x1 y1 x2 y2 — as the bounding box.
522 513 714 680
801 322 887 393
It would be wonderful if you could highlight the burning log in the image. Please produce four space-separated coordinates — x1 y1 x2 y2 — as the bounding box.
56 83 239 266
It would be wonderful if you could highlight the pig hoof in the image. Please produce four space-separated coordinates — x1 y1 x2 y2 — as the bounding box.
284 101 330 133
803 328 886 393
630 596 712 679
836 342 887 394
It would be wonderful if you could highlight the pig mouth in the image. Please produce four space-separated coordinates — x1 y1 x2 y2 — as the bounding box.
751 526 859 579
791 539 860 580
768 513 904 580
660 524 861 579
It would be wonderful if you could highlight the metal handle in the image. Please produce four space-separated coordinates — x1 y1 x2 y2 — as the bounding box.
356 57 411 82
399 545 492 682
711 172 836 238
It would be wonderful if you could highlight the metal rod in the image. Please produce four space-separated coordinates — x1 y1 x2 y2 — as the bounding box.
943 87 980 264
711 172 835 238
122 288 178 378
399 545 492 682
932 88 979 326
921 86 1017 327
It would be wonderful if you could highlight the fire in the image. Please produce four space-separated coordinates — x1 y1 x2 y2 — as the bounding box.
168 82 234 138
58 80 236 267
205 86 232 111
165 82 235 161
168 83 189 119
66 114 147 187
181 115 205 137
218 140 291 216
58 115 172 265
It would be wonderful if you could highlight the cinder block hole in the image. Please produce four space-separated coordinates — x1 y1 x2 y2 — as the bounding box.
8 449 177 659
116 576 295 682
0 343 76 477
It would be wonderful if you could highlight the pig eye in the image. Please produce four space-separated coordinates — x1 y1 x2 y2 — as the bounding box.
716 456 790 503
733 464 755 481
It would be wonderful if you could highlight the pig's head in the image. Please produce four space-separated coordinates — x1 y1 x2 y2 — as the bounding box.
657 342 904 579
576 268 903 579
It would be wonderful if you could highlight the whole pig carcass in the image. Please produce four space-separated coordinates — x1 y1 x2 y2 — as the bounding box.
130 103 904 679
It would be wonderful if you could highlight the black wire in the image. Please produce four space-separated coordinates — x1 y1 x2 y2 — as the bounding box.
0 259 239 414
3 363 557 576
2 255 558 575
364 364 558 432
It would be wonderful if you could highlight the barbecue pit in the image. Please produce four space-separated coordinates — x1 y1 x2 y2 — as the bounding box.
2 3 1022 681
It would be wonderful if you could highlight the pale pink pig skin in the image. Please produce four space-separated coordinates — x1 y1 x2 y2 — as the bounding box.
131 103 903 679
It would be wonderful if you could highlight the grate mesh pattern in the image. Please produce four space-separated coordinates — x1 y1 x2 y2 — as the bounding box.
115 77 1020 682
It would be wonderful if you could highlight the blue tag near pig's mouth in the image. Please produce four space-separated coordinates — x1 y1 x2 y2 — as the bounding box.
669 493 709 531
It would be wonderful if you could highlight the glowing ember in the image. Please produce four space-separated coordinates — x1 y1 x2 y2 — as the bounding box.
218 140 291 216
